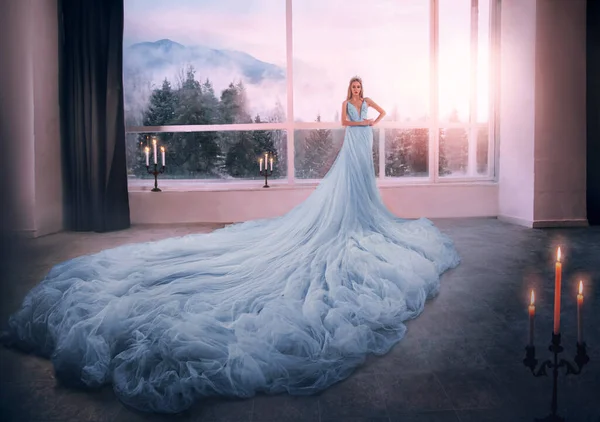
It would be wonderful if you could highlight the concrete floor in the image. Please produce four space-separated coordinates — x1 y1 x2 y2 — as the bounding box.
0 218 598 422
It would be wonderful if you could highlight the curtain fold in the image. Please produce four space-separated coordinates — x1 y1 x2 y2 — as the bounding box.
588 0 600 225
59 0 130 232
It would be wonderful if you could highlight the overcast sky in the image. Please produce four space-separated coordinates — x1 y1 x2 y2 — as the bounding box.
124 0 490 123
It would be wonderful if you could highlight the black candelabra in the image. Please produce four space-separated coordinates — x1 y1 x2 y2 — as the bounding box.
146 162 166 192
144 139 166 192
259 153 273 188
523 333 590 421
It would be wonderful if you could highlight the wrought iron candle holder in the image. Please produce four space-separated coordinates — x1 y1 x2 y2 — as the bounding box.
523 333 590 421
259 153 274 188
260 167 273 188
143 139 166 192
146 162 166 192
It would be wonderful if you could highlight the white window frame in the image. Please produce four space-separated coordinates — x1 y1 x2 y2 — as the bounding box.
125 0 500 188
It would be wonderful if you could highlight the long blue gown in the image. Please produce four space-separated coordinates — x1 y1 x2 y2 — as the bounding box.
2 99 460 413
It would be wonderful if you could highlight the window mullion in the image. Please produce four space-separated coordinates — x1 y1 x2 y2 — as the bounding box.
286 0 295 185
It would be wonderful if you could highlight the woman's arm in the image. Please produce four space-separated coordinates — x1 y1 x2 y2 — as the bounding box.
365 98 386 125
341 101 369 126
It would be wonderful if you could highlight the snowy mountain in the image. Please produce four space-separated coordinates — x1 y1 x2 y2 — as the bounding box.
124 39 285 84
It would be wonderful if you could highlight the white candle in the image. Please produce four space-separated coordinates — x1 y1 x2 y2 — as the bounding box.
528 290 535 346
259 158 263 172
270 157 273 171
145 147 149 166
577 280 584 344
264 153 268 170
553 247 562 335
153 138 158 164
161 146 166 167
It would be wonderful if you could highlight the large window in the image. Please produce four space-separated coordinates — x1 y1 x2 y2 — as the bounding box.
292 0 430 124
124 0 499 185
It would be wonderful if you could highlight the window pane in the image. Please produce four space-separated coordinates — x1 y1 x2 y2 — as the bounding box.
439 0 491 124
439 127 468 176
385 129 430 177
126 131 287 181
438 0 471 123
293 0 430 123
123 0 286 127
294 128 379 179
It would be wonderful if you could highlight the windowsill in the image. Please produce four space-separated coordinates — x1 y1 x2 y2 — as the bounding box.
127 177 498 192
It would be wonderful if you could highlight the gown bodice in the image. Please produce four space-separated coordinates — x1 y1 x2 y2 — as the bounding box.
347 99 367 122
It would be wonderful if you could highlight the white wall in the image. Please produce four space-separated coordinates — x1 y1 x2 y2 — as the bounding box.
498 0 537 226
498 0 587 228
0 0 62 237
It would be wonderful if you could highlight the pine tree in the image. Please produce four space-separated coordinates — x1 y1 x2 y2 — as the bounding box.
252 114 278 174
128 134 151 178
438 129 451 176
224 131 257 178
372 130 380 176
268 100 287 177
386 128 430 177
219 81 252 125
143 78 177 126
299 115 332 178
234 81 252 124
201 78 226 175
171 67 222 177
386 130 411 177
201 78 220 124
219 83 239 124
220 81 255 177
132 79 179 177
440 109 468 175
407 128 429 175
223 114 276 179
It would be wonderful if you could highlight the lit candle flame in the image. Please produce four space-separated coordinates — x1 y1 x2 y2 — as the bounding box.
161 146 165 152
579 280 583 295
530 290 535 305
144 147 149 153
557 247 561 262
152 138 157 145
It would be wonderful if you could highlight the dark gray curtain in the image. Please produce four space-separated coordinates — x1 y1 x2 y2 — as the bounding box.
588 0 600 225
59 0 130 232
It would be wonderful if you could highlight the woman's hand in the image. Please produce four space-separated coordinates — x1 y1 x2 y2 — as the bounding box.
364 98 386 126
364 119 374 126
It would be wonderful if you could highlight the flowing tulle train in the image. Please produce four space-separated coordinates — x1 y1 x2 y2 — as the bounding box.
2 100 460 413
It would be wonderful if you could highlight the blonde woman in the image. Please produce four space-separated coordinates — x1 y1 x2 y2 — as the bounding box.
341 75 386 128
